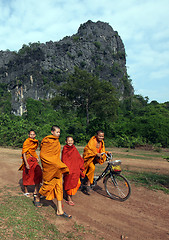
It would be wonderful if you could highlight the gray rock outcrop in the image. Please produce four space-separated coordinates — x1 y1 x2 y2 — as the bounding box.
0 20 133 115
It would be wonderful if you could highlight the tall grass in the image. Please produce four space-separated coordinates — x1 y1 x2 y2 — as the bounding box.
124 170 169 194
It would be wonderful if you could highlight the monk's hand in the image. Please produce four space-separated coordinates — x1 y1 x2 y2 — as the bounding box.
26 163 30 169
96 153 103 159
107 152 112 161
37 158 39 162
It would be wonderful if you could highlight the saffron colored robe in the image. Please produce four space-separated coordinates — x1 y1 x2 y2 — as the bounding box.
19 137 42 186
62 144 85 195
39 135 69 201
83 136 107 184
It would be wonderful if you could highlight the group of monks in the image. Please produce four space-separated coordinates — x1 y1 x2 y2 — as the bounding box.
19 125 110 219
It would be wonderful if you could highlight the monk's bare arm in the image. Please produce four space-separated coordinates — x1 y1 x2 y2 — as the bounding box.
22 152 30 169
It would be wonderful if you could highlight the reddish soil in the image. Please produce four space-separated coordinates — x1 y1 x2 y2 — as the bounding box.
0 147 169 240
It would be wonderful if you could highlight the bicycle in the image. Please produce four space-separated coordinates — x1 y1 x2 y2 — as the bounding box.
92 152 131 201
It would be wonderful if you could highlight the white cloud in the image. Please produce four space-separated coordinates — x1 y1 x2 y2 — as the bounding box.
0 0 169 102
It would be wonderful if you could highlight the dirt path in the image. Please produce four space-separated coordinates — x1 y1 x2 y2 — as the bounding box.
0 147 169 240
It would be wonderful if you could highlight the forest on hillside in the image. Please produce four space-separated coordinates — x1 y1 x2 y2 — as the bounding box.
0 68 169 149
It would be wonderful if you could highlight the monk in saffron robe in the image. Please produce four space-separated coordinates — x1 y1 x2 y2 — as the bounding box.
39 125 72 219
62 136 85 206
19 130 42 205
83 130 111 193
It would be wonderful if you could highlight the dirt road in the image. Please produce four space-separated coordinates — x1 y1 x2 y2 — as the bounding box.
0 147 169 240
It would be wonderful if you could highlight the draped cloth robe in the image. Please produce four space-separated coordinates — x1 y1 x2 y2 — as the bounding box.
39 135 69 201
83 136 107 184
62 144 85 195
19 137 42 186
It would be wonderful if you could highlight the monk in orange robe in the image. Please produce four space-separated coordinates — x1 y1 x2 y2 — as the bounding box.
62 136 85 206
19 130 42 204
39 125 72 219
83 130 111 193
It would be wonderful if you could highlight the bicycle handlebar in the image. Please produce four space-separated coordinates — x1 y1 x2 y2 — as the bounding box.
100 152 113 160
101 152 121 166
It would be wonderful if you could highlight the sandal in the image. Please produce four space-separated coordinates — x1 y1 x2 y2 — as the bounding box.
24 193 30 197
33 196 42 208
81 186 90 195
34 201 42 208
56 212 72 219
65 200 74 206
33 193 45 199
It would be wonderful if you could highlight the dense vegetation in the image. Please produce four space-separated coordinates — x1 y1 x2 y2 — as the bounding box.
0 68 169 148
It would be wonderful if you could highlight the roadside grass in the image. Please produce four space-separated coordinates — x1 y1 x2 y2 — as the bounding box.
163 156 169 162
123 170 169 194
131 153 163 158
112 154 149 160
95 162 169 194
76 146 168 160
112 150 167 160
0 187 96 240
111 148 169 193
114 153 163 159
0 188 61 240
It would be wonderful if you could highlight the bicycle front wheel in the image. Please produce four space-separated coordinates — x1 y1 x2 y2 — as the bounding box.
104 174 131 201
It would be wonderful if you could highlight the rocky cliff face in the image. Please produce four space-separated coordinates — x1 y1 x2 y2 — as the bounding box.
0 20 133 115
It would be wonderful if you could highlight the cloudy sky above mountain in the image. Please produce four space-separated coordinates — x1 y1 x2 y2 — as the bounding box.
0 0 168 103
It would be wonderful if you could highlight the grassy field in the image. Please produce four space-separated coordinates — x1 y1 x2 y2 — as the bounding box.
0 187 60 240
0 186 88 240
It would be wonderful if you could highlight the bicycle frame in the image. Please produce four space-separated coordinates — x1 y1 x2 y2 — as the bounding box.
93 153 121 186
93 163 111 185
92 153 131 201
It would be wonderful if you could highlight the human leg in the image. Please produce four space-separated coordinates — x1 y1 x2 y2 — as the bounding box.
83 162 96 194
67 194 72 202
56 200 64 215
33 186 41 208
32 183 41 204
55 200 72 218
55 178 72 217
24 185 29 194
39 176 72 217
86 162 95 186
23 165 30 195
65 194 74 206
34 184 40 195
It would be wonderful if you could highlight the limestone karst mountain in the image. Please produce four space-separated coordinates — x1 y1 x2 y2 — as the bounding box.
0 20 133 115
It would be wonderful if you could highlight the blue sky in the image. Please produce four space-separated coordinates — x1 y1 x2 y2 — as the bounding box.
0 0 169 103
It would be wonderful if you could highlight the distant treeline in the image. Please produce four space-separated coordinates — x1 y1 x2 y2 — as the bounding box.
0 68 169 149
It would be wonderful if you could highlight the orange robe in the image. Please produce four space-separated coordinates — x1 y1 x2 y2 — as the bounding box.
62 144 85 196
19 137 42 186
83 136 107 184
39 135 69 201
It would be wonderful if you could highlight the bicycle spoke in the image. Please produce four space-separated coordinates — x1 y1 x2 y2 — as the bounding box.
104 174 131 201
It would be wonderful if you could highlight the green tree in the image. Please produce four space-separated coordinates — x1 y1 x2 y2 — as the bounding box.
51 67 118 126
115 101 169 147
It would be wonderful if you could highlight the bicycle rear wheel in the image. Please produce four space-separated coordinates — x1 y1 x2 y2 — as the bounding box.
104 173 131 201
